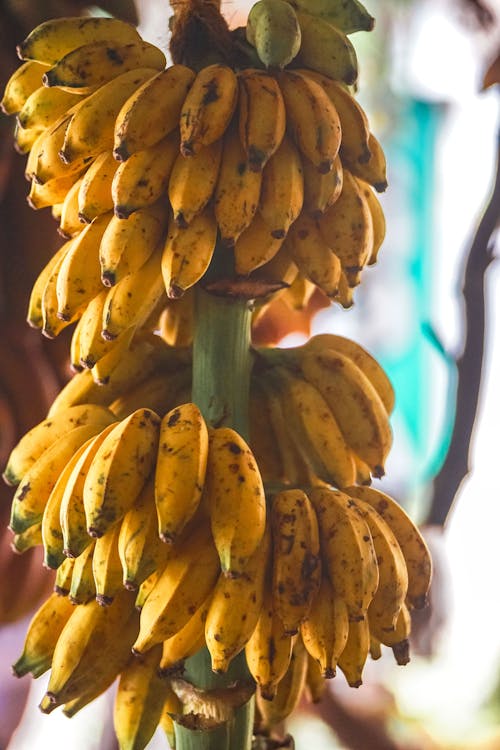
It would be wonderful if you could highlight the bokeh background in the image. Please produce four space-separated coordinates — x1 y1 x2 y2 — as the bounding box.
0 0 499 747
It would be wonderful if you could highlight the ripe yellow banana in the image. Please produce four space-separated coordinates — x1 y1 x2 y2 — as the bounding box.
289 0 374 33
369 602 411 665
59 176 85 237
337 616 370 687
154 402 208 543
26 112 91 185
345 485 432 610
204 425 266 576
283 211 342 297
246 0 301 69
54 556 75 596
101 247 165 341
112 131 179 218
27 239 73 329
159 595 211 674
11 523 42 553
90 325 136 385
17 16 142 65
13 121 44 153
28 169 85 210
179 64 237 157
233 212 284 276
56 211 112 321
3 403 115 486
309 487 379 621
114 64 195 160
17 85 83 131
43 39 166 92
60 422 119 559
343 131 388 192
40 590 137 711
237 68 286 171
114 644 170 750
205 526 270 673
46 368 114 416
75 289 115 369
214 122 262 245
271 366 356 487
299 348 392 476
162 205 217 297
100 202 168 287
271 489 321 635
258 133 304 239
40 241 81 338
132 522 220 653
69 541 96 604
1 60 49 114
317 168 374 277
118 479 171 589
245 583 293 700
92 522 124 605
109 367 191 421
300 575 349 678
168 140 222 228
78 150 118 223
256 636 308 728
294 12 358 84
60 68 158 165
302 152 343 217
83 407 161 537
356 178 386 265
277 70 341 173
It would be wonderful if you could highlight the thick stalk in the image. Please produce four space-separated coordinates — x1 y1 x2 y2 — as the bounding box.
174 285 254 750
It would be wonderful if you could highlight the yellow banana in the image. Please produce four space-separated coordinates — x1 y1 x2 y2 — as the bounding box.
69 541 96 604
92 522 124 605
27 239 74 329
12 592 75 679
300 575 349 678
162 205 217 297
27 112 90 185
205 526 271 673
299 348 392 476
62 652 132 718
256 636 308 728
109 367 191 421
11 523 42 554
158 682 183 746
309 487 379 621
1 60 49 114
317 168 374 277
369 636 382 661
356 178 386 265
114 644 170 750
154 402 209 543
159 595 211 674
78 150 118 223
370 602 411 665
75 289 114 369
54 557 75 596
283 211 341 297
83 407 161 537
17 16 142 65
132 522 220 653
168 140 222 227
100 202 168 287
343 131 388 192
118 479 171 590
158 294 194 348
301 332 395 414
245 583 293 700
59 176 85 238
302 152 343 218
304 652 326 703
277 70 341 173
271 489 321 635
135 569 162 611
3 402 115 486
337 616 370 687
271 366 356 487
46 368 116 416
112 131 179 218
40 591 137 711
43 39 166 92
60 68 158 165
56 211 112 321
101 247 165 340
294 12 358 85
13 121 44 153
233 212 284 276
28 169 85 210
204 426 266 576
91 325 136 385
345 485 432 610
246 0 301 69
114 64 195 160
60 423 119 559
39 241 79 339
17 85 83 132
258 133 304 239
214 122 262 245
237 68 286 171
179 64 238 157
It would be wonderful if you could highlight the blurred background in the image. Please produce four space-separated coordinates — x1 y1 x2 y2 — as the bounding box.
0 0 499 747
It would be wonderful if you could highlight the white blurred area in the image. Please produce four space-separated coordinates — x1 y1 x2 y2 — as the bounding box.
4 0 500 748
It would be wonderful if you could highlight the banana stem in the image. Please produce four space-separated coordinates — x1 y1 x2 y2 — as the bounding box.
173 285 255 750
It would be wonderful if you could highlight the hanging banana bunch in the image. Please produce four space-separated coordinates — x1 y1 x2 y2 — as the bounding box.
0 1 432 748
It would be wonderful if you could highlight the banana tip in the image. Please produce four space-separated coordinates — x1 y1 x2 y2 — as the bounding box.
113 145 129 162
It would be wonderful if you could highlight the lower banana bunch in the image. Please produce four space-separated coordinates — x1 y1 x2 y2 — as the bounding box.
2 8 386 355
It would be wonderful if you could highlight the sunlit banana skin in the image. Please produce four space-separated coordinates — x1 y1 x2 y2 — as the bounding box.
300 575 349 678
237 68 286 171
92 522 123 605
337 616 370 687
17 86 83 131
1 60 49 114
168 140 222 227
68 541 96 604
78 150 118 223
258 133 304 240
59 176 85 237
159 596 211 674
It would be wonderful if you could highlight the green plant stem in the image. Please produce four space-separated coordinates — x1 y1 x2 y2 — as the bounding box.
174 285 254 750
